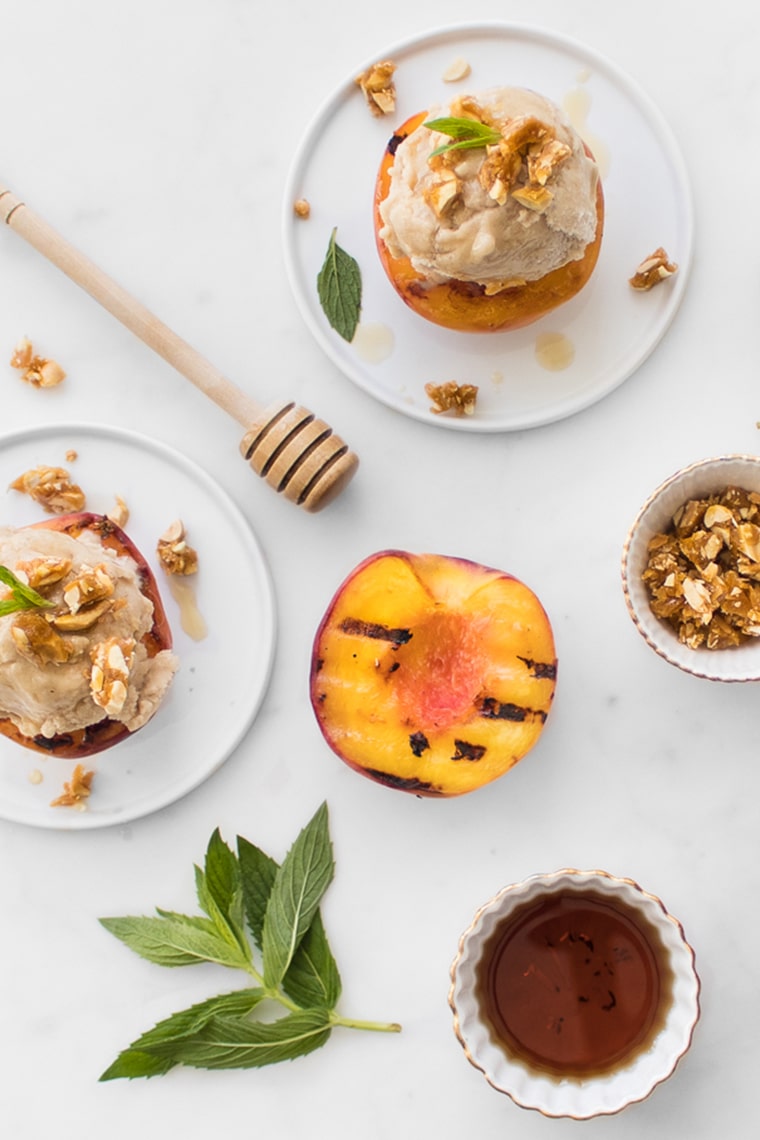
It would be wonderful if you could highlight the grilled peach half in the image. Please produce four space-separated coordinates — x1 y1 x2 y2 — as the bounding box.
310 551 556 796
374 112 604 333
0 512 173 759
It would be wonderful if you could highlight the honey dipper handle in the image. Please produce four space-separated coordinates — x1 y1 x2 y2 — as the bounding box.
0 186 262 427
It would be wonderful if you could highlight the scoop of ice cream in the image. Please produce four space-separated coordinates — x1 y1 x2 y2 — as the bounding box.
378 87 600 288
0 525 177 740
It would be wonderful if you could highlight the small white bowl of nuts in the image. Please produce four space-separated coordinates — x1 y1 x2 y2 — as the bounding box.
622 455 760 681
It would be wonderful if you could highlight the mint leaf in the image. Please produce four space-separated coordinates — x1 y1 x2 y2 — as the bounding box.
100 1050 175 1081
141 1009 332 1070
0 565 55 617
238 837 278 949
201 828 240 915
283 910 341 1010
424 115 502 158
316 228 361 342
262 802 335 988
100 989 266 1081
100 807 399 1081
238 835 340 1007
99 914 249 970
195 831 251 963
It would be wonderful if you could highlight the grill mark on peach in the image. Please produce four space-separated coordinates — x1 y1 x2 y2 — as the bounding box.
479 697 548 724
339 617 412 646
452 740 486 762
517 655 557 680
386 131 408 156
409 731 430 756
363 767 443 795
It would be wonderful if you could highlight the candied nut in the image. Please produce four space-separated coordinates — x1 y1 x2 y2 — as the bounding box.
642 484 760 648
511 184 554 212
13 556 72 591
468 110 566 209
9 337 33 369
157 519 199 576
9 337 66 387
33 360 67 388
11 612 76 665
293 198 311 219
90 636 135 717
442 57 471 83
423 168 461 217
65 450 78 462
703 504 733 528
50 763 94 809
52 597 113 632
355 60 396 117
62 563 114 614
106 495 130 528
629 247 678 291
10 465 86 513
527 137 571 186
425 381 478 417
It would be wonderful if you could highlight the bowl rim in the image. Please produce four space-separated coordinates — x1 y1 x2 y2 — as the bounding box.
621 453 760 681
448 867 701 1119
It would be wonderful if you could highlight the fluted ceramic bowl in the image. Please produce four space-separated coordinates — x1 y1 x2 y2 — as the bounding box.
622 455 760 681
449 869 700 1119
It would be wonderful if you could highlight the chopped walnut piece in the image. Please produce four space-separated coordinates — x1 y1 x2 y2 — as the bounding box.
157 519 199 576
629 247 678 291
442 57 471 83
10 465 86 513
293 198 311 219
355 60 396 117
65 449 78 463
425 381 478 417
50 764 94 809
643 485 760 648
90 636 135 717
9 337 66 388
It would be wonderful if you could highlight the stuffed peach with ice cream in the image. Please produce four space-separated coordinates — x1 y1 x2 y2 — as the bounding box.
0 513 177 758
375 87 604 332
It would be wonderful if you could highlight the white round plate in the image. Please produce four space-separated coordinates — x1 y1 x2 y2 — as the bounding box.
0 423 276 830
283 22 692 432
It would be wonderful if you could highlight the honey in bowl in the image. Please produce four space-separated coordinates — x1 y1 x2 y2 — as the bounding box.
450 871 700 1118
475 888 674 1079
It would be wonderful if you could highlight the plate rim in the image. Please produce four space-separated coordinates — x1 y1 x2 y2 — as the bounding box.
282 19 694 433
0 420 277 831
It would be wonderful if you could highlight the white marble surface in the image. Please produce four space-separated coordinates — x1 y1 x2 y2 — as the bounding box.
0 1 756 1136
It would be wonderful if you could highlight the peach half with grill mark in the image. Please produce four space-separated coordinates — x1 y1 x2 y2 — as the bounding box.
310 551 557 796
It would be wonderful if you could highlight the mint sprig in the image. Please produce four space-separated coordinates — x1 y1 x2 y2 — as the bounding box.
99 803 399 1080
424 116 503 158
0 565 55 617
316 228 362 342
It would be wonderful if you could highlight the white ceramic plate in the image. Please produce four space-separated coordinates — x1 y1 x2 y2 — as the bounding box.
283 22 692 432
0 423 276 830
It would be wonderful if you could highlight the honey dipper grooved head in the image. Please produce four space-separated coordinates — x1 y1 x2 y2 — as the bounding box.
240 402 359 512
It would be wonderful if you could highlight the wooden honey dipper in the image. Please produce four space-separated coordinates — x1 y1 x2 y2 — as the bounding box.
0 184 359 512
